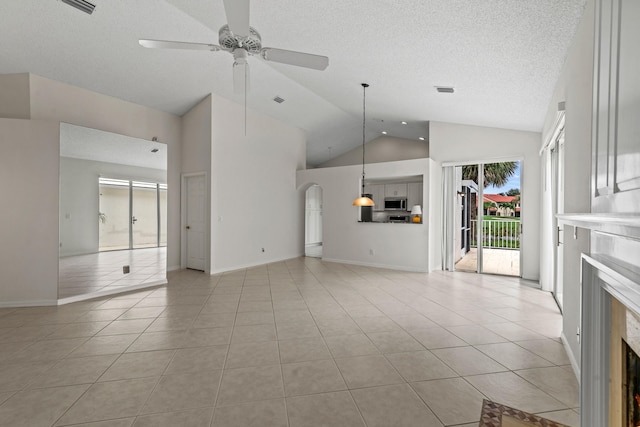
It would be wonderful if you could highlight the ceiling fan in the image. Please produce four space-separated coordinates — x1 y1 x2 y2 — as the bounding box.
139 0 329 94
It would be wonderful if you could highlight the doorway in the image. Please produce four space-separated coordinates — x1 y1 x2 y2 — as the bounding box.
447 161 522 276
183 173 207 271
98 178 167 252
305 184 323 258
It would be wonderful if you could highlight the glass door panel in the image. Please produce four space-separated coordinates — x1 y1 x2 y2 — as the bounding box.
480 161 521 276
454 165 478 272
132 181 158 249
99 179 130 251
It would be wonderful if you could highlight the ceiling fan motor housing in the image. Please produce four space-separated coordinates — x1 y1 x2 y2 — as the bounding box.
218 25 262 53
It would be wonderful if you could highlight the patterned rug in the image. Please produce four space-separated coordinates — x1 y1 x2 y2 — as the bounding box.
479 400 570 427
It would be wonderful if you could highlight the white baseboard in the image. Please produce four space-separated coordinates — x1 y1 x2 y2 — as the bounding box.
560 331 580 382
166 264 181 272
321 257 428 273
57 279 167 305
0 299 58 308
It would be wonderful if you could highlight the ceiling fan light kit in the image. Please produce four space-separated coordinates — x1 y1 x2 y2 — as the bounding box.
138 0 329 94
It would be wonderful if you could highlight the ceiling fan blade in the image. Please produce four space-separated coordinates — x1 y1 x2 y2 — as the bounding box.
222 0 250 38
139 39 221 52
260 48 329 71
233 60 250 94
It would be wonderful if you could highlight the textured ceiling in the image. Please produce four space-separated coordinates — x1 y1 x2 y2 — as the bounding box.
0 0 586 166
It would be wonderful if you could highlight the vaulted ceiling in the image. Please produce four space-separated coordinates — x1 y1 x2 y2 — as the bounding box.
0 0 586 166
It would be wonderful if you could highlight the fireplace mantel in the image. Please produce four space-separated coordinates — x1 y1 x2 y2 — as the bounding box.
557 213 640 240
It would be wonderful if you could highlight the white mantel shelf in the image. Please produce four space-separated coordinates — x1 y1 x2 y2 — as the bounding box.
557 213 640 239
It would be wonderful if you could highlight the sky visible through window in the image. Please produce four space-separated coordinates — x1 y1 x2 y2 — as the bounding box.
485 161 520 194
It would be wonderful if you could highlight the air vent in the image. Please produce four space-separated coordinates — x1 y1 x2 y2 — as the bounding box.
273 96 285 104
151 148 159 153
436 86 455 93
60 0 96 14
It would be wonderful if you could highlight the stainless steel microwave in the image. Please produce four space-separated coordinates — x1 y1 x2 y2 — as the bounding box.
384 197 407 210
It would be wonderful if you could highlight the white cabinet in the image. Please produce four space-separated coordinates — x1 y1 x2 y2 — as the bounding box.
407 182 423 211
592 0 640 213
385 183 407 198
371 184 385 211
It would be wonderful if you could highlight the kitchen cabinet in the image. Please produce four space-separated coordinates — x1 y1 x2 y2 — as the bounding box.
371 184 385 210
592 0 640 213
407 182 423 211
385 183 407 198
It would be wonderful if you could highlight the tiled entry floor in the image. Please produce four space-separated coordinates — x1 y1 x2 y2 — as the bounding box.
0 258 578 427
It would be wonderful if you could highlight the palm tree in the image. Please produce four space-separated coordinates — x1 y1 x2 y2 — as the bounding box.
462 162 518 188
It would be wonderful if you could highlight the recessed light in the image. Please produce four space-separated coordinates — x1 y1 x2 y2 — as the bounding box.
401 121 407 125
435 86 455 93
382 131 387 135
419 137 425 141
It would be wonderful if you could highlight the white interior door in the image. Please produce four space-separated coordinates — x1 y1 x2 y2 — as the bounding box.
185 174 206 271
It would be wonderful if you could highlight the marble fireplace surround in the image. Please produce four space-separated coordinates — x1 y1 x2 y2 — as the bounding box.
558 214 640 427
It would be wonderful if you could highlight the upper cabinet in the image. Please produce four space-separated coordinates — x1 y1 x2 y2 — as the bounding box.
385 183 407 198
407 182 423 210
592 0 640 213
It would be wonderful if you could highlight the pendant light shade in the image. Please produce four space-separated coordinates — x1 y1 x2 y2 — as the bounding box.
353 83 375 207
353 196 375 207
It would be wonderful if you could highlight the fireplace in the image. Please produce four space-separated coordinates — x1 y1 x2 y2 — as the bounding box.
625 340 640 426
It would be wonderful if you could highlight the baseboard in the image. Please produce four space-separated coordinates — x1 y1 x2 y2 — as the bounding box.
57 279 167 305
0 299 58 308
209 254 305 275
166 264 181 272
560 331 580 382
321 257 428 273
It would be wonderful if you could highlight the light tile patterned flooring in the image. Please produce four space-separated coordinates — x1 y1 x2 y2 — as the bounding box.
59 248 167 298
0 257 578 427
455 248 521 277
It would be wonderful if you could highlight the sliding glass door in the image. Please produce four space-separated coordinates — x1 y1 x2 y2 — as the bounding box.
99 178 167 252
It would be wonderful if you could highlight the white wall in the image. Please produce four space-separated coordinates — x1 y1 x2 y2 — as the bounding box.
429 121 542 281
210 94 306 273
0 73 30 119
0 73 182 305
319 135 429 168
540 0 595 373
59 157 166 256
27 74 183 270
0 119 60 306
297 158 433 272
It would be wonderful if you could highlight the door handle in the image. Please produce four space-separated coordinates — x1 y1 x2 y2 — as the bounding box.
131 216 137 224
186 225 191 230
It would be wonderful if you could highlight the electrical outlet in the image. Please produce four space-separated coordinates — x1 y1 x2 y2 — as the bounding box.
369 249 374 255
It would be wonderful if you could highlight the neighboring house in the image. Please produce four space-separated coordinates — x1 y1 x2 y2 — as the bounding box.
482 194 521 217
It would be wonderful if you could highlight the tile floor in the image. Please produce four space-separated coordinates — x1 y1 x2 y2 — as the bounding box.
455 248 521 277
59 248 167 299
0 257 579 427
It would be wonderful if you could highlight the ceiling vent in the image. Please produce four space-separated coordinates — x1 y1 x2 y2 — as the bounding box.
61 0 96 14
436 86 455 93
273 96 285 104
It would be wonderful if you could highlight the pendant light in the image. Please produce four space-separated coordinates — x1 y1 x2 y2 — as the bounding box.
353 83 375 207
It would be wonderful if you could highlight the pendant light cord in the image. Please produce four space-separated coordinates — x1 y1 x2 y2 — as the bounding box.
361 83 368 195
